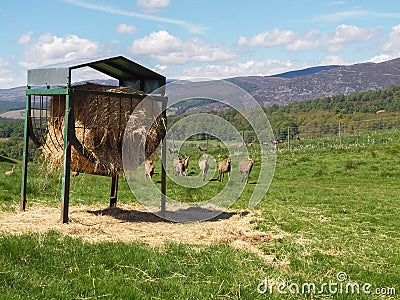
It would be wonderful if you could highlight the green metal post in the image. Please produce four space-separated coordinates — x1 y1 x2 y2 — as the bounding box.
61 92 73 223
109 173 119 207
20 93 31 211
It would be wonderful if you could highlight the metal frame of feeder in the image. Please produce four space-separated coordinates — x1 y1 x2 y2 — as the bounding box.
20 56 167 223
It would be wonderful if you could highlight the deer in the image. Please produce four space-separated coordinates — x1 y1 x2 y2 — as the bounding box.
145 159 155 179
217 155 232 182
198 154 209 182
238 158 255 183
168 147 179 154
273 139 284 144
174 156 190 176
4 164 16 176
173 157 182 174
198 145 207 151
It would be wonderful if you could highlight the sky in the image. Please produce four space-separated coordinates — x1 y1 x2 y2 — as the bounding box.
1 0 400 88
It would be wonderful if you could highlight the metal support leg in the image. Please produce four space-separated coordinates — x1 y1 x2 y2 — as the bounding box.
61 93 72 223
161 138 166 215
20 94 31 211
160 99 167 215
110 173 119 207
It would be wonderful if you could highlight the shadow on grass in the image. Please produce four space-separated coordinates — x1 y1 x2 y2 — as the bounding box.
0 155 16 164
87 206 249 223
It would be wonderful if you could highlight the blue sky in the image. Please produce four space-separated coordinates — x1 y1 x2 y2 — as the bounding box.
1 0 400 88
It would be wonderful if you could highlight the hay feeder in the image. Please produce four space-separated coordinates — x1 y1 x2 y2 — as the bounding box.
20 56 168 223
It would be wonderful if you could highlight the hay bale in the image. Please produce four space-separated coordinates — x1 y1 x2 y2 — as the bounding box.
40 83 166 175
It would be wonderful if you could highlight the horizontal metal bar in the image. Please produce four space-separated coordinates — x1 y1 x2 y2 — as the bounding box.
26 88 69 95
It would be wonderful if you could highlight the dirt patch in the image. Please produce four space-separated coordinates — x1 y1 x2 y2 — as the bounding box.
0 203 277 262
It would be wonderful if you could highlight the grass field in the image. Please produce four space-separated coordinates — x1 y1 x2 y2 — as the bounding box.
0 130 399 299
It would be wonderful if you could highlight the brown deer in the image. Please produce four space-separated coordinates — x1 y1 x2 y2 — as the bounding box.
174 156 190 176
217 155 232 182
145 159 155 179
4 164 16 176
198 145 207 151
273 139 284 144
168 147 179 154
238 158 255 183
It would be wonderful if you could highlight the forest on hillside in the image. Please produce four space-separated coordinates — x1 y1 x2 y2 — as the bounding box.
0 101 25 115
169 85 400 141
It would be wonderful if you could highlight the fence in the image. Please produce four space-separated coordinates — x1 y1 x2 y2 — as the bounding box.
272 115 400 152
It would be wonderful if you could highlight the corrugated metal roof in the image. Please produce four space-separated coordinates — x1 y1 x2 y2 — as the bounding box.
27 56 166 94
71 56 165 81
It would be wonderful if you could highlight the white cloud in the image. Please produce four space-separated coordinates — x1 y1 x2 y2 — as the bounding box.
237 29 295 47
327 24 380 49
382 24 400 52
311 10 368 22
318 55 348 65
17 31 34 44
328 1 346 5
287 29 321 51
137 0 170 13
18 33 99 69
154 64 168 74
0 58 18 87
129 30 237 64
70 67 116 83
366 24 400 63
116 24 137 34
368 54 394 63
240 25 381 53
109 40 120 46
180 59 294 79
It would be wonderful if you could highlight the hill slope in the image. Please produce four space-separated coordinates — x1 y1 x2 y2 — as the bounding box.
230 57 400 106
2 58 400 114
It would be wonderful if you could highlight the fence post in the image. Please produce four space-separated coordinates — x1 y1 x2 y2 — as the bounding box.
287 127 290 151
338 121 343 149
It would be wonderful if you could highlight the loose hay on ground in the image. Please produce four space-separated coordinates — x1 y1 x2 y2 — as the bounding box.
0 203 277 262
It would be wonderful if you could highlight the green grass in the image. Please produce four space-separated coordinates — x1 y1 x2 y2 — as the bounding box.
256 142 400 299
0 131 399 299
0 232 266 299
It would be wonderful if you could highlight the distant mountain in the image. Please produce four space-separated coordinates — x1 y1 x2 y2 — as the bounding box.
0 86 26 102
2 58 400 115
271 65 342 78
230 57 400 107
0 79 119 103
72 79 118 87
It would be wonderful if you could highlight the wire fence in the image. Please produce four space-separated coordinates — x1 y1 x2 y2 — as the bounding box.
272 115 400 152
1 115 399 156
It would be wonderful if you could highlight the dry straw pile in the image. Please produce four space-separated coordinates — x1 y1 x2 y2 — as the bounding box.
41 83 166 175
0 204 280 263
